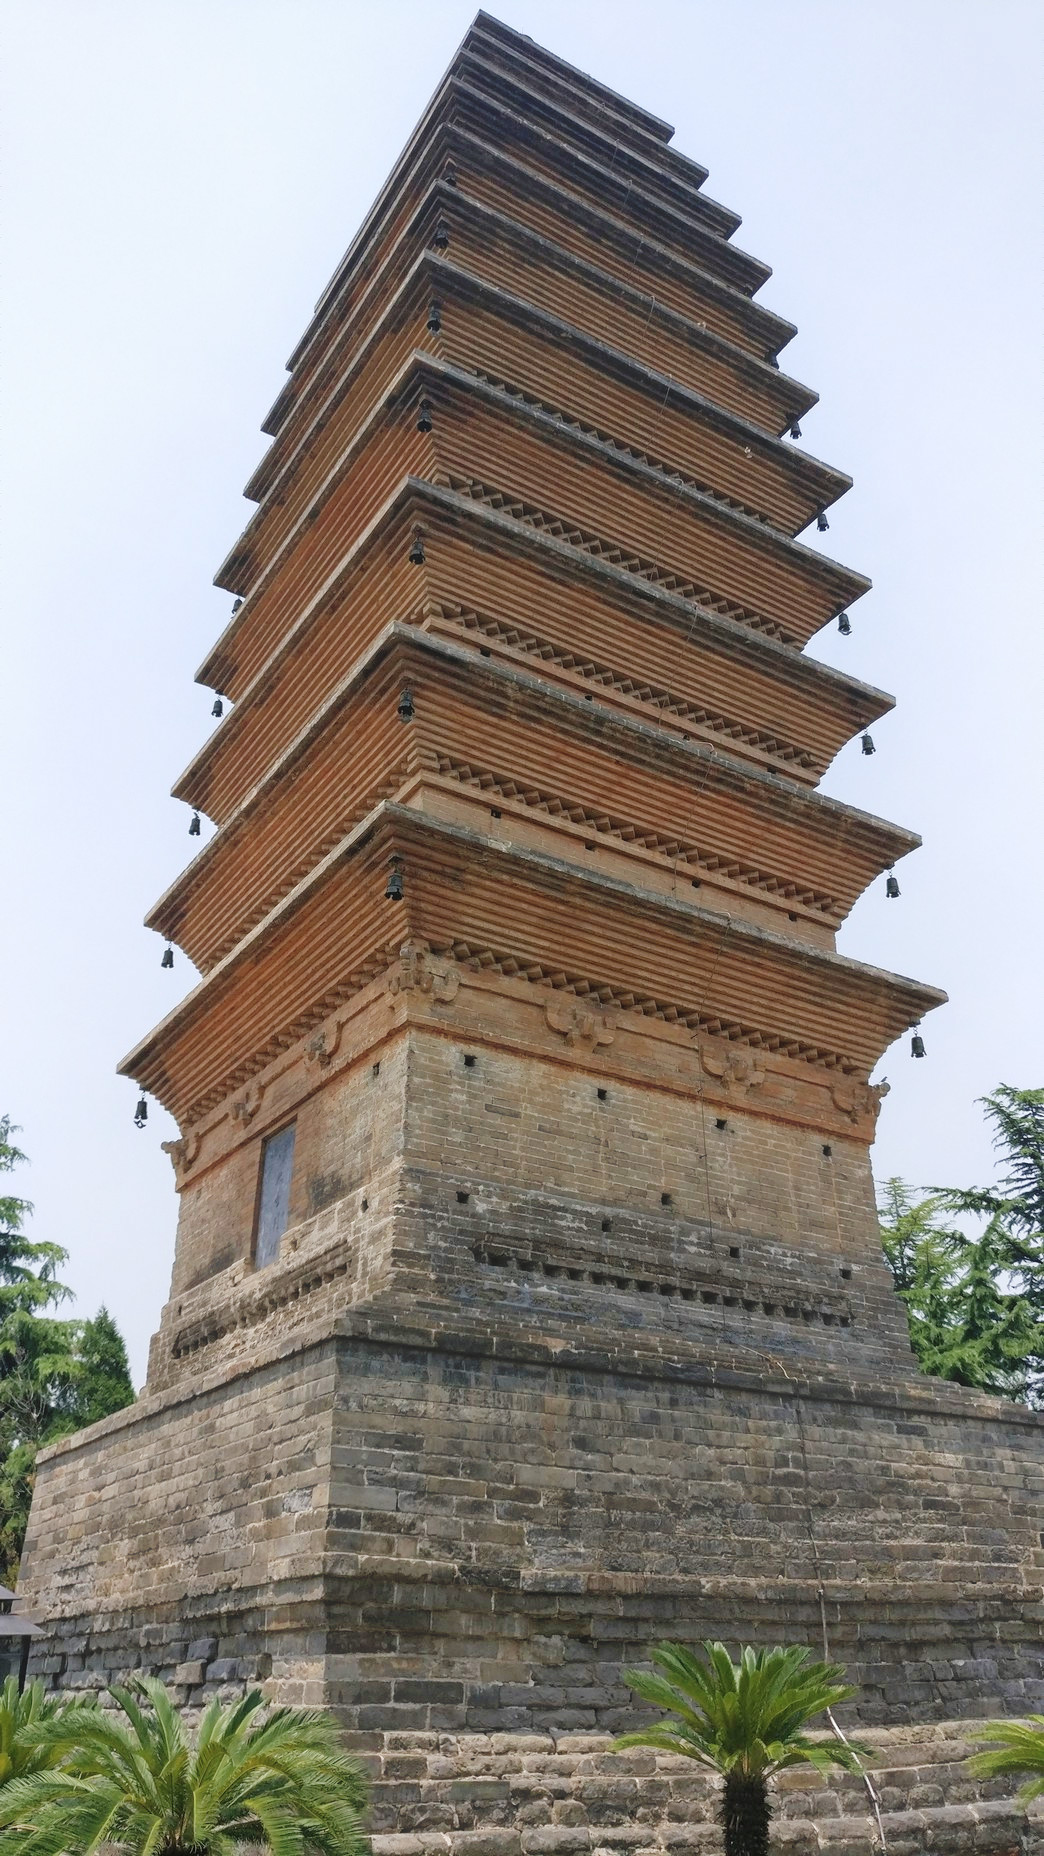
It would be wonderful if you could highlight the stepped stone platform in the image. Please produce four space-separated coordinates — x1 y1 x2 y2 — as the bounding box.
362 1728 1043 1855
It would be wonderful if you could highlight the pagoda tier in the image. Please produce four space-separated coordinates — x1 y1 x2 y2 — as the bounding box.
241 253 846 573
149 630 915 974
126 797 939 1130
191 487 889 814
265 177 799 452
213 355 861 670
258 191 812 484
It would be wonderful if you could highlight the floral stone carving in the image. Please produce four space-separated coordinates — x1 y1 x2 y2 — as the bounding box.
544 996 616 1051
390 940 460 1002
699 1042 766 1094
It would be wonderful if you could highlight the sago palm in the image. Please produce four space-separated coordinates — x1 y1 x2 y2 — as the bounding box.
0 1677 94 1790
613 1640 868 1856
0 1675 368 1856
967 1715 1044 1802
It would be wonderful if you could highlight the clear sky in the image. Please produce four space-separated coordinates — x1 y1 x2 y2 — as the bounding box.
2 0 1041 1388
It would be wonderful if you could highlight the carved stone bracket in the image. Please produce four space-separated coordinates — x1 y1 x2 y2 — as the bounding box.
161 1129 203 1184
390 939 460 1003
700 1041 765 1094
304 1018 347 1071
231 1081 265 1126
544 996 616 1051
831 1078 890 1123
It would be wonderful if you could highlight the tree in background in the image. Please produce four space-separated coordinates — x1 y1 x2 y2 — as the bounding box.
879 1086 1044 1407
0 1119 135 1585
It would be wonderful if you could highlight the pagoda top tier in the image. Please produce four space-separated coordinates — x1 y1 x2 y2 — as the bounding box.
265 10 796 450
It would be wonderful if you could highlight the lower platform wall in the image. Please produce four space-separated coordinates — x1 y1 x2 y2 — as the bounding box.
358 1727 1043 1856
21 1315 1044 1737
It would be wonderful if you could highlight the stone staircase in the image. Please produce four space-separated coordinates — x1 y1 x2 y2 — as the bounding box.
361 1727 1044 1855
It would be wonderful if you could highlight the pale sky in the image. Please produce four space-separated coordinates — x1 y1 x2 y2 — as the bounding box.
2 0 1041 1387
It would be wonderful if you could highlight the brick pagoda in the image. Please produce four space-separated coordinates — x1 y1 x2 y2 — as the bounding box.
22 15 1043 1850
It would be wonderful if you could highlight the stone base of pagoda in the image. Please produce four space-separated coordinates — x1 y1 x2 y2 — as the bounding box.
20 1309 1044 1749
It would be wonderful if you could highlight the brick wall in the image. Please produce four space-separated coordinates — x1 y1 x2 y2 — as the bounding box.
23 1321 1044 1729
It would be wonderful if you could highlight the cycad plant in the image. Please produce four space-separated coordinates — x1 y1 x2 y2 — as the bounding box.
0 1676 368 1856
0 1677 92 1790
967 1716 1044 1801
613 1641 868 1856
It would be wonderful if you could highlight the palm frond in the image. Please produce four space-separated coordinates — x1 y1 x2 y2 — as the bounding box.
0 1676 369 1856
614 1640 859 1780
968 1716 1044 1801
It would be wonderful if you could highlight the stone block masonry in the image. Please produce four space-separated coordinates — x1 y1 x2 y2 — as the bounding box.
25 1314 1044 1728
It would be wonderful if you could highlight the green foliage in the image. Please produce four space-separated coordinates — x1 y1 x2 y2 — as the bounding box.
878 1084 1044 1406
0 1675 369 1856
0 1121 67 1321
614 1641 866 1856
879 1184 1042 1400
0 1678 95 1789
0 1121 135 1585
967 1715 1044 1803
68 1308 135 1432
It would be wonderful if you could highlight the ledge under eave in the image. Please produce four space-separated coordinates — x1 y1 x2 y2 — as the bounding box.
120 802 946 1121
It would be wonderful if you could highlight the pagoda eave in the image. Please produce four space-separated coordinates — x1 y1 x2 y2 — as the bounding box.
189 476 893 814
220 353 867 662
277 158 794 442
121 803 944 1127
151 623 918 970
417 355 869 601
246 252 844 542
268 178 810 448
445 75 762 287
452 62 740 239
469 11 677 146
